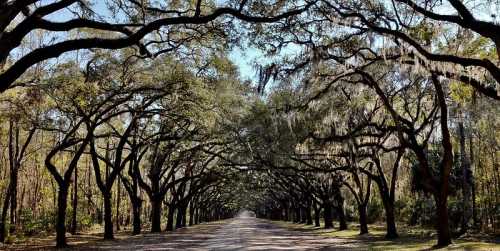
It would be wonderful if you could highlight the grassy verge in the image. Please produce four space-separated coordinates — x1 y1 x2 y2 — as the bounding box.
273 221 500 250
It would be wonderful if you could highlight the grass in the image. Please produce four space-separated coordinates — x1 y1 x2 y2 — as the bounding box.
273 221 500 250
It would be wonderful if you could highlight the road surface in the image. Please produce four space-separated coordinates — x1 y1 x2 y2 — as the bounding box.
8 211 361 250
79 211 359 250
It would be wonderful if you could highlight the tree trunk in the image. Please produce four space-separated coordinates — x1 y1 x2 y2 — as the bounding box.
116 181 121 231
469 136 478 227
70 166 78 235
432 74 453 247
56 186 69 248
8 124 19 235
0 184 12 242
165 204 175 231
293 207 301 223
150 199 162 233
8 171 17 234
103 193 114 239
300 207 307 223
189 202 194 226
358 204 368 234
337 206 348 230
324 203 334 229
313 206 320 227
131 199 142 235
284 205 289 221
384 202 397 238
306 206 313 225
176 205 183 229
435 193 452 247
181 204 187 227
194 208 200 225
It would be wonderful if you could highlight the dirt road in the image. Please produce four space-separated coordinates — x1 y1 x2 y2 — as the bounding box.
80 211 359 250
8 211 361 250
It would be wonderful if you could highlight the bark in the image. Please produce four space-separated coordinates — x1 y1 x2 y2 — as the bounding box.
8 125 19 234
306 206 313 225
165 204 175 231
469 136 478 227
0 183 12 242
116 180 121 231
435 194 452 246
358 204 368 235
70 165 78 235
293 207 301 223
313 206 321 227
323 203 334 229
131 199 142 235
150 199 162 232
300 207 307 223
194 208 200 225
103 193 114 239
181 204 187 227
175 205 183 229
56 187 69 248
336 206 348 231
8 172 17 234
432 75 453 247
189 202 195 226
284 205 289 221
384 201 398 238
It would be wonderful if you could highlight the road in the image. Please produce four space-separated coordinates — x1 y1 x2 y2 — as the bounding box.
77 211 359 251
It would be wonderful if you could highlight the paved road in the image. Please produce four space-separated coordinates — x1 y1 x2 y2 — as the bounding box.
78 211 359 251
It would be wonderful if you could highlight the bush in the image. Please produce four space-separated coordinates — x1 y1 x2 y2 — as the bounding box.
19 208 55 236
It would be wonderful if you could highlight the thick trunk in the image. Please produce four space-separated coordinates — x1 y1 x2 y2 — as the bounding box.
189 202 195 226
358 204 368 234
176 205 183 229
56 187 69 248
385 203 398 238
181 205 187 227
150 199 162 233
324 203 334 229
435 193 452 247
165 204 175 231
103 193 114 239
380 192 398 238
131 199 142 235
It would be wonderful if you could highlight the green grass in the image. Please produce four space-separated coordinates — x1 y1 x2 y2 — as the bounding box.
273 221 500 250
